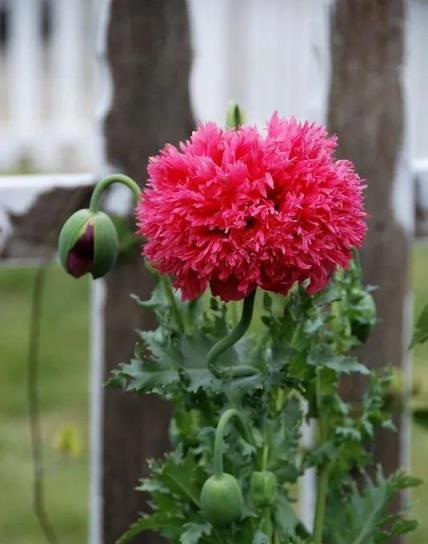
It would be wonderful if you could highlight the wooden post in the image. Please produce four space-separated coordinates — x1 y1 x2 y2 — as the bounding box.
328 2 412 539
96 2 194 543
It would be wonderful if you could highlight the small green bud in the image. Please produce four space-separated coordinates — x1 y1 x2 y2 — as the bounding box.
58 209 118 279
200 473 242 526
250 471 277 508
225 100 246 130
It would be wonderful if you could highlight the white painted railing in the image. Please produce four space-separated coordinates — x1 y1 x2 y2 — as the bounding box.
408 0 428 164
188 0 331 127
0 0 426 173
0 0 98 172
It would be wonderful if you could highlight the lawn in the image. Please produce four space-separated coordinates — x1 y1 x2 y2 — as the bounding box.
410 243 428 544
1 245 428 543
0 266 89 543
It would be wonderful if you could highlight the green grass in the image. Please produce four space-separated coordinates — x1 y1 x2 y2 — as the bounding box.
1 247 428 542
0 266 89 543
410 243 428 544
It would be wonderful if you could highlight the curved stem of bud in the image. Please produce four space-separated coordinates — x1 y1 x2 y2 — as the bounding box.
89 174 141 212
214 408 253 478
207 290 256 375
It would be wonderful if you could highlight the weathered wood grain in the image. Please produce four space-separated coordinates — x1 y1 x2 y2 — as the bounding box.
328 2 410 540
101 1 194 542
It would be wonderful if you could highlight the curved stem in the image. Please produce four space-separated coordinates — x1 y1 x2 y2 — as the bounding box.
207 290 256 375
89 174 141 212
214 408 253 477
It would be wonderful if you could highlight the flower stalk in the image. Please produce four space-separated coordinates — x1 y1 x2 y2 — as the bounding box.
89 173 141 212
207 290 256 375
213 408 252 477
313 369 331 544
58 174 141 280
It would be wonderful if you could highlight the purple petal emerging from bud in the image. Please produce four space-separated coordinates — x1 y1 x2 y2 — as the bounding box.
66 224 95 278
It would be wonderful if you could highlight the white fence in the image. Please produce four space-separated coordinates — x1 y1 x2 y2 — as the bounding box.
0 0 427 173
0 0 98 172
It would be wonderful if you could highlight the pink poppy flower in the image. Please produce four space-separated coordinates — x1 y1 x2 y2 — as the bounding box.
137 114 366 302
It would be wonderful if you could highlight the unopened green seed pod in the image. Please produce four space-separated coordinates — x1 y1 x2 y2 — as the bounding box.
250 471 278 508
200 473 242 526
58 209 118 279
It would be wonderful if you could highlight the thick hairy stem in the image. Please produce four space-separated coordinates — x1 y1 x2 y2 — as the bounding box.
207 290 256 375
214 409 253 478
89 173 141 212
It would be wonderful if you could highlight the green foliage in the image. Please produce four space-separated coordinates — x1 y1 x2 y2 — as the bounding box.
0 266 89 544
110 260 419 544
413 408 428 431
325 470 421 544
411 302 428 348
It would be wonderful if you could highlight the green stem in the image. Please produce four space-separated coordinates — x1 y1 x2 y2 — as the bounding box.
207 290 256 375
229 301 239 327
313 369 330 544
89 174 141 212
260 439 273 541
225 365 259 379
313 465 330 544
262 445 269 471
275 388 286 412
263 506 273 541
213 409 252 478
160 275 186 334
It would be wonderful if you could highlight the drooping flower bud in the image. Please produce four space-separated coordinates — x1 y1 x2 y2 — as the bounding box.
58 209 118 279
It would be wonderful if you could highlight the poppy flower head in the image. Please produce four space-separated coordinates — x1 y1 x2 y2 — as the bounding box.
137 114 367 301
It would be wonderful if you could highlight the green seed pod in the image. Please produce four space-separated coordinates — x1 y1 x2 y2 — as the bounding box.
58 209 118 279
200 473 242 526
250 471 278 508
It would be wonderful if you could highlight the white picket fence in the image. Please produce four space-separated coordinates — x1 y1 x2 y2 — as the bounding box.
0 0 427 173
0 0 98 172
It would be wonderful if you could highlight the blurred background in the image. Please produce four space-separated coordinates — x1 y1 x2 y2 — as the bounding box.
1 1 428 543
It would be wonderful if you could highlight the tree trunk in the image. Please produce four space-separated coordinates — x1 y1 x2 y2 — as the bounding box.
328 2 411 541
100 1 194 542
